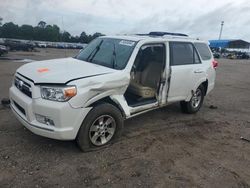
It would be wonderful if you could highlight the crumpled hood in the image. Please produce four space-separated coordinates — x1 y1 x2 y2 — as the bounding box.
17 57 116 84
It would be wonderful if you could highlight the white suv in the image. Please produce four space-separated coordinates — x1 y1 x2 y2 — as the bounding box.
9 32 217 151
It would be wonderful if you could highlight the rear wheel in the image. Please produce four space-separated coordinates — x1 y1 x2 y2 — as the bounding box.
76 103 123 152
180 85 205 114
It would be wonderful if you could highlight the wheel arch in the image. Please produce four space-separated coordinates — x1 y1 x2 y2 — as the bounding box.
185 78 208 101
86 96 127 119
201 79 208 95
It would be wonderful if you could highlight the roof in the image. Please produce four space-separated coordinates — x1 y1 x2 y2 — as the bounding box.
209 39 250 49
102 33 203 43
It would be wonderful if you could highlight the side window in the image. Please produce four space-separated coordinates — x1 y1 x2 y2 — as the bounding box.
170 42 201 66
134 44 165 71
194 43 212 60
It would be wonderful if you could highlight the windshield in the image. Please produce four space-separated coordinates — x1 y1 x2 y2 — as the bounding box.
76 38 136 70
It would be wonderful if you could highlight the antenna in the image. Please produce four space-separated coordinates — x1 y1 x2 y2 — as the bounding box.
218 21 224 40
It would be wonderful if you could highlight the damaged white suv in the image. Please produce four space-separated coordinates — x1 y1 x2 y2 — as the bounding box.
10 32 217 151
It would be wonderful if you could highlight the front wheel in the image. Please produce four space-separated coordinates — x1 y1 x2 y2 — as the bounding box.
76 103 123 152
180 85 205 114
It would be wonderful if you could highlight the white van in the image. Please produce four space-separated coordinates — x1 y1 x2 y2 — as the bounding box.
10 32 217 151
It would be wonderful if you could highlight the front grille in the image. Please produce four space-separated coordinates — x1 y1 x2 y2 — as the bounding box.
14 76 32 98
13 101 26 116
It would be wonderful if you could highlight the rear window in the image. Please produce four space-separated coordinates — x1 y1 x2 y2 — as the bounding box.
194 43 212 60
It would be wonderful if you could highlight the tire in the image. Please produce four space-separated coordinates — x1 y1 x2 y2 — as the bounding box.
76 103 124 152
180 85 205 114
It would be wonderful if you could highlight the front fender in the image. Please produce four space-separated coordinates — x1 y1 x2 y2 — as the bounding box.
68 72 130 109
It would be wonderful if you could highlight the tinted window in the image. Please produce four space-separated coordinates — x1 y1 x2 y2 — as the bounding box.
194 43 212 60
170 42 200 66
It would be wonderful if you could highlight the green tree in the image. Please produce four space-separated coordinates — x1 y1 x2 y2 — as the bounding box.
1 22 19 38
90 32 104 42
0 19 105 43
19 24 34 39
79 31 88 43
33 26 46 41
61 31 71 42
51 25 60 41
38 21 46 29
44 25 61 42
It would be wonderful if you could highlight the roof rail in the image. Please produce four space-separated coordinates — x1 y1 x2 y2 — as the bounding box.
149 31 188 37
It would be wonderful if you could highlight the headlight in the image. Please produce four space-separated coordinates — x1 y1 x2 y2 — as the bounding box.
41 86 77 102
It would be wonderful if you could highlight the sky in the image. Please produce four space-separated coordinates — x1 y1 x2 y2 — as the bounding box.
0 0 250 41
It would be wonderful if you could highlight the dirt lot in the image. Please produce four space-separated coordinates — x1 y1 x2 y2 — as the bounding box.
0 49 250 188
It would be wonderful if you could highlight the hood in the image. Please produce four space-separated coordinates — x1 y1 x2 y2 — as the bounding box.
17 57 116 84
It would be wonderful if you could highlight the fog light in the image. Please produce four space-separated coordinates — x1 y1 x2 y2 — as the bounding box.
35 114 55 126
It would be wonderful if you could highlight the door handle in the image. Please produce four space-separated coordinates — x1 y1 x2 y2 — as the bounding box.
194 70 204 73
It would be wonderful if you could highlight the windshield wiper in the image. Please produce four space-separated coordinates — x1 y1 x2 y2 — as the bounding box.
112 43 117 69
87 40 103 62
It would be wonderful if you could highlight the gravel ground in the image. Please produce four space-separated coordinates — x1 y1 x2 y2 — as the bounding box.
0 49 250 188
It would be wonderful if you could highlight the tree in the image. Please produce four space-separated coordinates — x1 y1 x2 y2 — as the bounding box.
79 31 91 43
0 19 105 43
45 25 60 42
19 24 34 39
61 31 71 42
1 22 19 38
38 21 46 29
90 32 104 42
51 25 60 41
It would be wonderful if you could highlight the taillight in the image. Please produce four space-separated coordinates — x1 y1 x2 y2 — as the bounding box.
212 60 218 69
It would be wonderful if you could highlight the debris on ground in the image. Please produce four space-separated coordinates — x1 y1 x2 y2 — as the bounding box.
241 136 250 143
1 98 10 108
209 105 218 109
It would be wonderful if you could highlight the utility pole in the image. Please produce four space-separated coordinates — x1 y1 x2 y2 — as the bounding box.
218 21 224 40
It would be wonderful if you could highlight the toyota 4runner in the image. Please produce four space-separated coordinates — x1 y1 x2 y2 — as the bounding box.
9 32 217 151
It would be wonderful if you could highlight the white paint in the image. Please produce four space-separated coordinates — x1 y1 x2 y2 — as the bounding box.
10 35 216 140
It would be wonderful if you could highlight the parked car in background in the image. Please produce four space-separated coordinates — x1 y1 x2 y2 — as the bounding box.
4 40 34 51
212 52 220 58
37 42 47 48
56 43 67 49
9 32 217 151
236 52 250 59
227 53 236 59
0 45 8 56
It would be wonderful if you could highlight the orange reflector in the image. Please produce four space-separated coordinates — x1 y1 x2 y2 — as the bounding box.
37 68 49 73
65 88 77 97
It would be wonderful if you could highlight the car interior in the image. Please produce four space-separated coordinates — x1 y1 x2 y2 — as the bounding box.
124 44 165 107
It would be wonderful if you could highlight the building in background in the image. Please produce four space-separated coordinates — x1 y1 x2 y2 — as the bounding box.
209 39 250 52
209 39 250 59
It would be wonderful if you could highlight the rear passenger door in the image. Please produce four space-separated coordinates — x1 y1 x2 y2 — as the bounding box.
167 42 205 102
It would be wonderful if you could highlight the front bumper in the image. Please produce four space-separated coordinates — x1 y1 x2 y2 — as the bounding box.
9 85 91 140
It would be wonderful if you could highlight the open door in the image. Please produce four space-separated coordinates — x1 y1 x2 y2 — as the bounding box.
124 43 166 109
